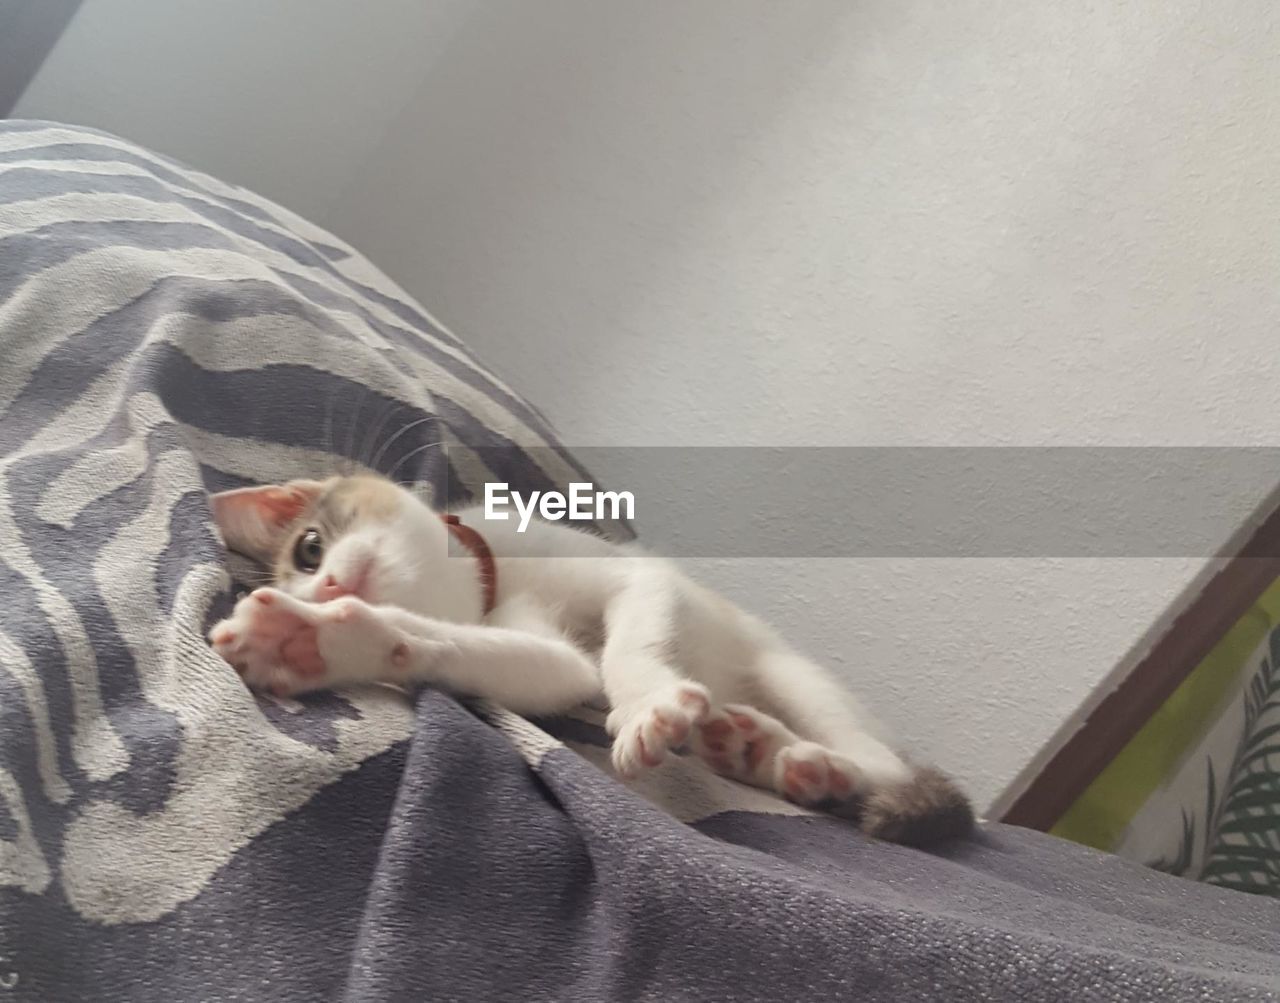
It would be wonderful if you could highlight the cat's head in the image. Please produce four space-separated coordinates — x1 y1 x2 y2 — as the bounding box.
210 475 479 621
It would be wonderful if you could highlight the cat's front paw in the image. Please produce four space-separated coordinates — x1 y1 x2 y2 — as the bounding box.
606 681 711 778
209 588 408 696
210 588 323 696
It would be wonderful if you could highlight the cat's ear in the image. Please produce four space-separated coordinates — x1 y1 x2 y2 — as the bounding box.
210 480 325 562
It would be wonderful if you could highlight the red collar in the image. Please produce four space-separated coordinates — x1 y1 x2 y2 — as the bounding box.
441 513 497 616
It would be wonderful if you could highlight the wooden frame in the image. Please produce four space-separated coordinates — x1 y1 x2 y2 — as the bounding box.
999 506 1280 830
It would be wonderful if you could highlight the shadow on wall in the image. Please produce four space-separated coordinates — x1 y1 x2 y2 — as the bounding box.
325 0 858 406
0 1 82 116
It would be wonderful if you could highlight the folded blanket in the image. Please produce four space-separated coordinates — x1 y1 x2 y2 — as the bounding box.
0 121 1277 1002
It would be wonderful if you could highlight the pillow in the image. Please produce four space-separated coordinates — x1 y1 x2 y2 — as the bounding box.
0 119 619 924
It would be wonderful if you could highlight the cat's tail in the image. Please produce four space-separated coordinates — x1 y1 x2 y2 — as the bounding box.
843 765 976 847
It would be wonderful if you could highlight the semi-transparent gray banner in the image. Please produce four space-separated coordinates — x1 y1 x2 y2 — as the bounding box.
447 447 1280 557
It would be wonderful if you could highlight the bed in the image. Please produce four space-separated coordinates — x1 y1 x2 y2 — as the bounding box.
0 120 1277 1002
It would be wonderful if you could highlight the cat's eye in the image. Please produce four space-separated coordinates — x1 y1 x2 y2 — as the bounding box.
292 528 324 573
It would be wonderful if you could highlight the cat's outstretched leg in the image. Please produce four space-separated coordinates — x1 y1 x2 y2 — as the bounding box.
210 587 400 696
598 561 710 777
750 649 915 788
727 649 975 845
209 587 600 713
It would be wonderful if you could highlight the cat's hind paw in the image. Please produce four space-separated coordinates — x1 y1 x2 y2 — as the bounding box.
692 703 796 785
773 741 863 807
607 681 711 778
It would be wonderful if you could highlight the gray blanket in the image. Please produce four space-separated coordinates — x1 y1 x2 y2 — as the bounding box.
0 121 1277 1001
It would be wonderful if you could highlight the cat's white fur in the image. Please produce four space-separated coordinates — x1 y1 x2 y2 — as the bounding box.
208 476 971 838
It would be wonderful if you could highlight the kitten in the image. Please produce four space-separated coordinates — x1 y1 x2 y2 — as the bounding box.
207 474 973 845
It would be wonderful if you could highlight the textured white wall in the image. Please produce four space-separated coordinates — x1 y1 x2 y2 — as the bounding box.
15 0 473 221
18 1 1280 811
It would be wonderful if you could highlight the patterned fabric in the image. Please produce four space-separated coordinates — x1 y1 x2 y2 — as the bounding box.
1051 577 1280 899
1 121 1278 1001
1202 633 1280 895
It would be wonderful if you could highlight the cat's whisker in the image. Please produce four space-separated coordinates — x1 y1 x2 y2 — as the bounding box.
323 388 354 476
384 438 443 483
369 415 437 475
344 385 369 463
359 397 401 471
323 386 337 457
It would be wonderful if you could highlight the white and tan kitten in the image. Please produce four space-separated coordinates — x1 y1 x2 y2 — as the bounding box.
207 475 972 845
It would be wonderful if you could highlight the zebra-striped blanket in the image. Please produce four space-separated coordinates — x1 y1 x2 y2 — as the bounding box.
0 121 1277 1001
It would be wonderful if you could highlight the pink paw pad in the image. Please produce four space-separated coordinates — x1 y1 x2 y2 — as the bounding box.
678 687 711 718
775 743 862 807
635 733 663 768
280 630 324 678
652 710 691 744
208 587 330 692
693 703 793 784
782 759 824 801
698 717 733 754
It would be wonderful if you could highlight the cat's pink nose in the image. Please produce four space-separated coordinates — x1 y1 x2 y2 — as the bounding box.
316 574 351 602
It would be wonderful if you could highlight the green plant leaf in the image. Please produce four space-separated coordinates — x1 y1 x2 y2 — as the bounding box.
1202 636 1280 897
